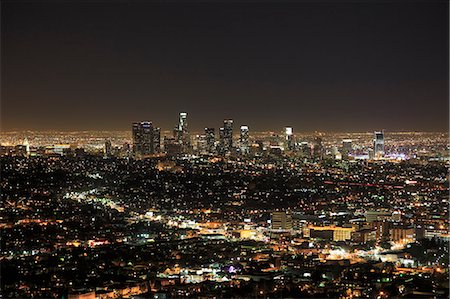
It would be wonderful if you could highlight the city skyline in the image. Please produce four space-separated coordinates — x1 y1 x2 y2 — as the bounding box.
2 0 448 132
1 1 449 298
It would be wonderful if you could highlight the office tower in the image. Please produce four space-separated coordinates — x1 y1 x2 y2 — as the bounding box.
252 140 264 156
153 127 161 153
299 142 311 158
218 128 225 154
373 131 385 159
312 136 323 160
104 140 112 157
23 138 30 157
341 139 352 159
239 125 249 155
368 148 374 160
196 134 208 154
121 142 131 157
331 146 342 160
284 127 294 150
219 119 233 154
204 127 216 154
174 112 190 150
271 211 292 230
164 137 183 156
132 121 154 156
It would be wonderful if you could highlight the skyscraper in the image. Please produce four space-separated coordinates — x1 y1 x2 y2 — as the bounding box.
373 131 385 159
132 121 154 156
342 139 352 159
196 134 208 154
299 141 311 158
219 119 233 154
104 140 112 157
239 125 249 155
312 136 323 160
285 127 294 150
153 127 161 153
23 138 30 157
174 112 190 152
204 127 216 154
179 112 189 144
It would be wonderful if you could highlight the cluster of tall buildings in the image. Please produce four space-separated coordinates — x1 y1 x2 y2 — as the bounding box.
131 121 161 157
130 112 386 159
132 113 253 157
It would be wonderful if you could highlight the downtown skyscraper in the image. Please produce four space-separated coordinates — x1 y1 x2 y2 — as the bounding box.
132 121 154 156
373 131 385 159
219 119 233 155
174 112 190 153
239 125 249 155
285 127 295 151
204 127 216 154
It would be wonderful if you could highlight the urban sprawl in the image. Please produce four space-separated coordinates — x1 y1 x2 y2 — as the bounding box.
1 112 449 299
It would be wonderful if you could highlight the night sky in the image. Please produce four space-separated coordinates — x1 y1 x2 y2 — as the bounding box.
2 0 448 132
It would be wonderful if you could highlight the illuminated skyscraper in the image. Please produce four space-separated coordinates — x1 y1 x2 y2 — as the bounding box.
204 127 216 154
342 139 352 152
219 119 233 154
132 121 154 156
153 127 161 153
239 125 249 155
196 134 208 154
342 139 352 159
285 127 294 150
299 141 311 158
373 131 385 159
104 140 112 157
174 112 190 151
23 137 30 157
312 136 323 160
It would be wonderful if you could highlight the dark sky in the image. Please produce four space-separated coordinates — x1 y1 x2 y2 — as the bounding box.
2 0 448 132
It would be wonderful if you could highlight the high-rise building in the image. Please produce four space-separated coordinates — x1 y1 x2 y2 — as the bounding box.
271 211 292 230
373 131 385 159
342 139 352 159
342 139 352 150
153 127 161 153
219 119 233 154
23 138 30 157
284 127 294 150
120 142 131 157
104 140 112 157
312 136 323 160
175 112 190 149
239 125 249 155
331 146 342 160
196 134 208 154
204 127 216 154
164 137 183 156
219 128 225 154
367 148 373 160
299 141 311 158
132 121 154 156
